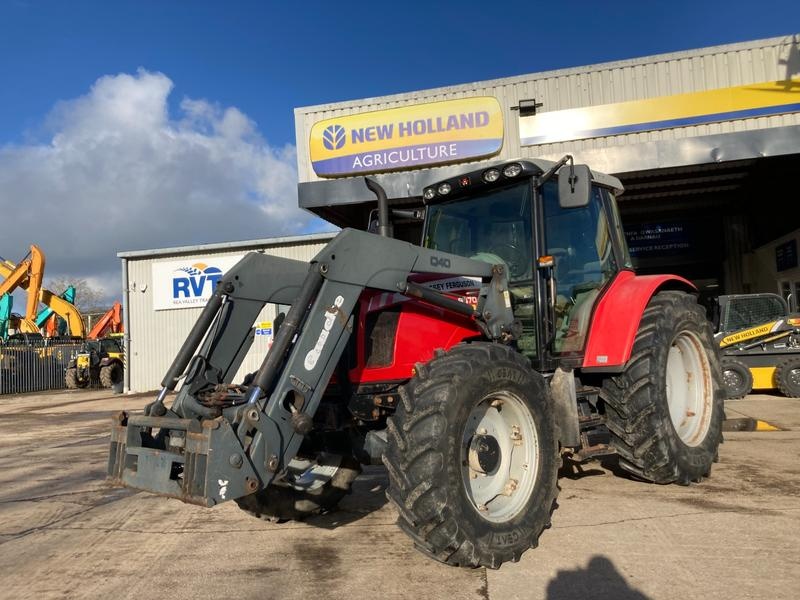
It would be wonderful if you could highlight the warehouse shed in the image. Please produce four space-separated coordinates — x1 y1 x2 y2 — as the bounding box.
119 232 335 393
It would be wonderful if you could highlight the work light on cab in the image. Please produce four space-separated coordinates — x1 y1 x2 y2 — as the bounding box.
423 187 436 201
503 163 522 177
438 183 452 195
482 168 500 183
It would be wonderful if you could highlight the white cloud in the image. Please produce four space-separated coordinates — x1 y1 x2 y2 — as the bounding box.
0 69 328 302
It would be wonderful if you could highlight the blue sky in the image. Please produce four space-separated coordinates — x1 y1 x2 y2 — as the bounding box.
2 0 799 147
0 1 798 299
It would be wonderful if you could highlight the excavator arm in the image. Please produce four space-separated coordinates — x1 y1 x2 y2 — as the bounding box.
0 246 85 337
108 228 516 506
87 302 122 339
0 246 45 333
38 288 86 338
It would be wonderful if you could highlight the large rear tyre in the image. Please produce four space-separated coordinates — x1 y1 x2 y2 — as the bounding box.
720 357 752 400
775 357 800 398
384 343 559 569
602 291 724 484
99 363 123 388
235 454 361 522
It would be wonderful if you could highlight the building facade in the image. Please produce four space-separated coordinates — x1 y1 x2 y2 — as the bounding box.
119 233 334 392
294 35 800 300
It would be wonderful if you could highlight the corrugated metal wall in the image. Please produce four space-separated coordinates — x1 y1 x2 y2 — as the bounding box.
295 35 800 182
126 237 333 392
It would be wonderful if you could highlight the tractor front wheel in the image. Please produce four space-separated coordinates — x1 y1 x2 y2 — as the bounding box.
65 368 86 389
384 343 559 568
602 291 724 484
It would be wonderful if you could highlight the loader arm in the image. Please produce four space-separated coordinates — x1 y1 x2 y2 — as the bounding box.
108 228 515 507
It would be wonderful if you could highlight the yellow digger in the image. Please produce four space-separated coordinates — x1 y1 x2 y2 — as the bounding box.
0 245 85 338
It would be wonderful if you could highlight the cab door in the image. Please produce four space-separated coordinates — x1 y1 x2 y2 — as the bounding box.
539 184 624 361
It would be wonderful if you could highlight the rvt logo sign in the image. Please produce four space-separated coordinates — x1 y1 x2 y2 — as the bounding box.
172 263 223 299
153 255 243 311
322 124 346 150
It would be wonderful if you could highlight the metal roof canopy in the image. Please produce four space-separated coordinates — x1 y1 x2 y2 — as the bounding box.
299 157 624 230
117 232 337 260
296 34 799 230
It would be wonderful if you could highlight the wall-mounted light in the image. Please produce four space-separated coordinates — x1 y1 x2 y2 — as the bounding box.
514 99 543 117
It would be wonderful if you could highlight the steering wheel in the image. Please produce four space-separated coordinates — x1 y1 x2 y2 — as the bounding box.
488 242 528 278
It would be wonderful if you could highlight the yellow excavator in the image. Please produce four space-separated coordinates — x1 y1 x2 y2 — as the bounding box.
0 245 86 338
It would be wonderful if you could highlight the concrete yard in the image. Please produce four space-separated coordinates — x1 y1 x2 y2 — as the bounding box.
0 389 798 600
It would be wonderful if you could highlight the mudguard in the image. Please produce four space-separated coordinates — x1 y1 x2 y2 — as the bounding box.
582 270 695 371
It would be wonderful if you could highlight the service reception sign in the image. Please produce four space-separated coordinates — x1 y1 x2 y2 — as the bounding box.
309 97 504 177
519 78 800 146
152 255 245 311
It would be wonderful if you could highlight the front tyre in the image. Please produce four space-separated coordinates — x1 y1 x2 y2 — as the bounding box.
602 291 724 484
65 367 87 389
384 343 559 569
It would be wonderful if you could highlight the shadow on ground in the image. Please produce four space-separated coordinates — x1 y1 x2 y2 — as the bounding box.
547 555 650 600
303 466 390 529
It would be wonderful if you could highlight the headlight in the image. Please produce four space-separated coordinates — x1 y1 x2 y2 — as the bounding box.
502 163 522 178
423 187 436 201
483 169 500 183
438 183 452 195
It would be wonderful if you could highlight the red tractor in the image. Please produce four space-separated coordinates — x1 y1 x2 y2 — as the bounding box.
109 157 723 568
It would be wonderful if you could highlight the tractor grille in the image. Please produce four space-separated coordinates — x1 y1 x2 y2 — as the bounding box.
365 308 400 367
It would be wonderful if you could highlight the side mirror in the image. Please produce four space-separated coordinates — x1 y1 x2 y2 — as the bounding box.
558 164 592 208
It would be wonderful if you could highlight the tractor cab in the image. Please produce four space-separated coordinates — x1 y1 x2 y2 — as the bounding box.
420 159 629 368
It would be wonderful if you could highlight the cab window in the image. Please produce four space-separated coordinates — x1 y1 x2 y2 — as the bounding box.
543 185 617 354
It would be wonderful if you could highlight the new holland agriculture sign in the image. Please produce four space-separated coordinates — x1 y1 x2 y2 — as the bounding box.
309 97 504 177
152 255 244 311
519 78 800 146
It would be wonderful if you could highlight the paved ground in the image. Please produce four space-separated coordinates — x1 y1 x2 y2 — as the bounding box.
0 390 798 600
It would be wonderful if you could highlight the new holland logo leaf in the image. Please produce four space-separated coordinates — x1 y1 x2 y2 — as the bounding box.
322 124 346 150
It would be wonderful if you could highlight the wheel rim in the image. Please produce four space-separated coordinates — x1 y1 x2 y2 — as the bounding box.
788 368 800 389
461 391 539 523
722 367 743 391
665 331 714 446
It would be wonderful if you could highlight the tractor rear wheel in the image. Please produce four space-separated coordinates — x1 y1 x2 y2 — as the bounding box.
602 291 724 484
775 357 800 398
100 363 123 388
235 454 361 522
720 357 753 399
384 343 559 568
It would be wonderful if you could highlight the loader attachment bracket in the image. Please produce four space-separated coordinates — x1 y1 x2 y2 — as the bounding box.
108 412 261 506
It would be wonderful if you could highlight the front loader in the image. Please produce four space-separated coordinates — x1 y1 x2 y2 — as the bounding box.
108 158 724 568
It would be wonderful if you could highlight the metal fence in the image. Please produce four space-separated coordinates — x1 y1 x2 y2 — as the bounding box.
0 339 83 395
